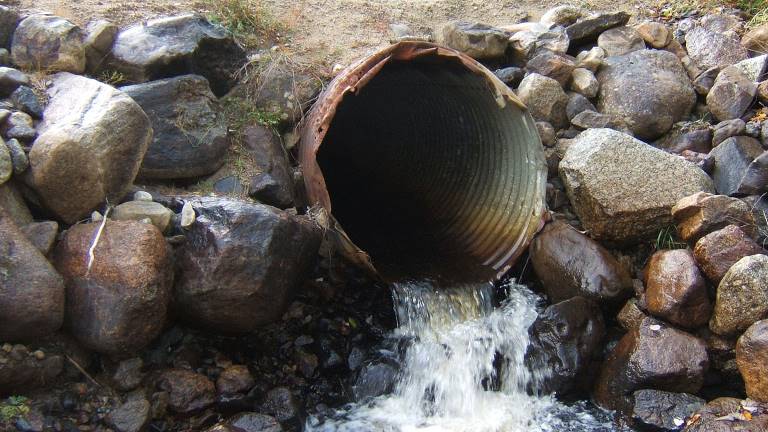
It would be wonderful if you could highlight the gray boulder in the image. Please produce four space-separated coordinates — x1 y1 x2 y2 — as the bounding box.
509 25 569 60
631 390 705 431
83 20 118 73
525 52 576 87
597 50 696 141
0 67 29 96
709 136 765 196
685 22 748 71
437 21 508 59
559 129 714 244
566 12 630 45
706 65 757 121
107 14 246 96
517 73 569 129
121 75 229 180
26 73 152 224
10 14 85 73
243 125 294 209
597 26 646 57
0 6 19 49
710 254 768 336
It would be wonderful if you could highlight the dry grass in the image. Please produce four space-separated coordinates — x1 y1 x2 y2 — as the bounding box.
203 0 285 48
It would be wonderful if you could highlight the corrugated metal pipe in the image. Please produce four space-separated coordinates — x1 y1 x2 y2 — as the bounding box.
300 41 548 283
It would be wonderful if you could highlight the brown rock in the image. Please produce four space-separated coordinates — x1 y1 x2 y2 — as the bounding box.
0 208 65 342
644 249 711 328
54 220 173 357
530 220 633 304
0 181 32 227
736 320 768 402
597 26 646 57
20 221 58 256
526 52 576 87
694 225 766 284
759 80 768 105
0 344 64 394
617 298 647 332
742 24 768 55
216 365 255 395
593 317 708 412
672 192 757 244
158 369 215 413
710 254 768 335
682 398 768 432
706 65 757 122
636 22 672 48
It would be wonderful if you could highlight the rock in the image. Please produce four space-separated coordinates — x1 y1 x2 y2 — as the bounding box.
685 23 748 71
0 67 29 96
0 209 65 342
682 398 768 432
112 358 145 392
706 66 757 121
644 249 711 329
559 129 714 243
120 75 228 180
570 110 629 132
83 19 117 73
710 254 768 335
692 67 721 96
597 26 646 57
209 413 283 432
351 360 399 401
742 24 768 55
10 86 43 119
5 138 27 175
566 12 630 45
575 47 604 72
636 22 672 48
0 345 63 395
493 67 524 87
0 181 32 226
539 5 584 28
158 369 215 413
526 296 606 395
536 122 555 147
733 55 767 82
709 136 764 196
260 387 299 422
593 317 708 412
10 14 85 73
631 389 705 430
180 201 195 228
54 220 173 356
20 221 58 256
0 137 9 184
509 25 569 60
570 68 598 98
107 14 246 96
700 14 742 34
0 6 19 49
216 365 254 395
618 298 646 332
437 21 508 59
566 92 596 121
712 119 746 147
175 197 321 332
243 125 294 209
530 220 633 304
597 50 696 141
107 395 150 432
3 111 36 143
672 192 756 244
133 190 153 202
694 225 765 285
516 73 569 129
736 320 768 402
654 122 712 154
112 200 174 233
27 73 152 224
526 52 576 87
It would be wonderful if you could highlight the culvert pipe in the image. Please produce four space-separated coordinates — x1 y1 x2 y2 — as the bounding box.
299 41 547 283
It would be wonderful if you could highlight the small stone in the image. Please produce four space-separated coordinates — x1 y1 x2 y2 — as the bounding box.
260 387 299 422
216 365 255 395
133 191 153 202
0 67 29 96
5 138 27 175
566 12 630 45
91 211 103 222
566 92 596 121
539 5 585 28
508 25 569 60
570 110 628 132
437 21 508 59
706 65 757 122
180 201 195 228
10 86 43 119
570 68 598 98
83 19 118 73
631 389 705 430
654 122 712 154
672 192 757 244
635 22 672 48
3 111 36 143
713 119 746 147
526 52 576 87
536 122 555 147
575 47 605 72
112 200 174 232
709 136 765 196
694 225 766 284
159 369 215 413
0 137 10 184
736 320 768 402
10 14 85 73
597 26 646 57
758 80 768 105
644 249 711 328
710 254 768 335
20 221 58 256
516 73 569 129
32 350 44 360
112 358 144 392
493 67 524 87
742 24 768 54
617 298 646 332
692 66 721 96
107 395 150 432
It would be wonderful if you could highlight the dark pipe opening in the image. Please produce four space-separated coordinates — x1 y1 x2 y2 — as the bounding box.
317 59 543 282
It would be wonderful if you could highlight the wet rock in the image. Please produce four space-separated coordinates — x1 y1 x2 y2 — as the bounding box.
54 220 173 356
685 22 747 71
742 24 768 55
712 119 746 147
597 50 695 141
694 225 765 284
121 75 228 180
27 73 152 224
672 192 756 244
159 369 216 413
710 254 768 336
83 19 117 73
175 197 321 332
540 5 585 28
261 386 300 422
617 298 646 332
570 110 629 133
654 122 712 154
526 296 606 395
351 359 399 401
575 47 605 72
566 12 630 45
0 208 65 342
106 395 150 432
706 66 757 121
566 92 596 121
210 413 283 432
243 125 294 209
216 365 255 395
593 317 708 412
526 52 576 87
516 73 569 129
559 128 714 244
597 26 646 57
636 22 672 48
20 220 58 256
493 67 524 87
683 399 768 432
437 21 508 59
508 25 569 60
709 136 764 196
107 14 246 96
11 86 43 119
644 249 711 329
570 68 598 98
736 320 768 402
112 358 145 392
0 67 29 96
530 220 632 304
112 200 174 232
5 138 27 175
10 14 85 73
0 346 64 394
631 389 705 431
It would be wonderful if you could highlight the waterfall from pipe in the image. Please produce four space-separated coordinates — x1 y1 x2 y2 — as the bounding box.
306 281 619 432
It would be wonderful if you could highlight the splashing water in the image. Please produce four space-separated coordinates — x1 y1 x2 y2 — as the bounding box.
306 280 620 432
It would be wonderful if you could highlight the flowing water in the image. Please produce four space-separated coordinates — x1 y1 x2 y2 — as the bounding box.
306 280 623 432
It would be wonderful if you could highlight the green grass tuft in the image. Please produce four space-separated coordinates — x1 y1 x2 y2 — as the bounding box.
654 226 688 250
204 0 284 48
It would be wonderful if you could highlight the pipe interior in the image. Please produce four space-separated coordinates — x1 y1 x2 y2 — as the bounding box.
317 60 539 282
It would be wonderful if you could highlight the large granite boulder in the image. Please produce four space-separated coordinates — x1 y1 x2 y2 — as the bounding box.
559 129 714 244
26 73 152 224
10 14 85 73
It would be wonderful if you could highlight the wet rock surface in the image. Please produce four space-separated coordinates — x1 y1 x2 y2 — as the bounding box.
710 254 768 336
693 225 766 284
736 320 768 402
672 192 756 244
243 125 295 209
631 389 705 431
644 249 711 329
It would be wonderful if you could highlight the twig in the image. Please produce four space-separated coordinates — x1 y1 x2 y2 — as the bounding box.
65 355 101 388
85 205 111 278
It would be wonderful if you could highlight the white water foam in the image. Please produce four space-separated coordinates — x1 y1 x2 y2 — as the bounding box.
306 280 619 432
